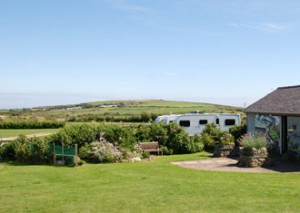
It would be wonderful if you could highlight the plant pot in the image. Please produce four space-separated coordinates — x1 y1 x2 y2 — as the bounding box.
238 147 268 167
213 142 235 157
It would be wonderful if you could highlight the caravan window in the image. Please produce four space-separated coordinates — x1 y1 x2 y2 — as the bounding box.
225 119 236 126
199 120 208 125
179 120 190 127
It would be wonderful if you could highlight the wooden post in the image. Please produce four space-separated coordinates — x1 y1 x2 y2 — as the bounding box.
74 144 78 166
53 143 56 165
62 142 64 164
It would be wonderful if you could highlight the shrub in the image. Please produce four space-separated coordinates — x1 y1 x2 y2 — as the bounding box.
162 146 173 155
13 135 32 163
229 123 247 142
219 132 234 145
29 137 52 164
190 135 204 152
86 141 122 163
12 135 52 164
0 142 16 161
240 134 268 150
202 123 221 141
78 143 90 159
202 133 215 151
166 123 191 154
239 134 268 156
46 124 98 148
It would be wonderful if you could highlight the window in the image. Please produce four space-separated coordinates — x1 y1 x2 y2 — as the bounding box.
199 120 208 125
216 118 219 125
225 119 236 126
179 120 190 127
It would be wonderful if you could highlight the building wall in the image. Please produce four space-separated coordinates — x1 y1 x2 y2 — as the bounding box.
246 113 256 133
287 117 300 146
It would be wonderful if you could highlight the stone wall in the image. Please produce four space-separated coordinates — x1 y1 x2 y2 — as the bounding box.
213 143 235 157
238 148 268 167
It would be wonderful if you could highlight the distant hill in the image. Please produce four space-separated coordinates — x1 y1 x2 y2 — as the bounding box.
1 99 244 122
30 99 243 115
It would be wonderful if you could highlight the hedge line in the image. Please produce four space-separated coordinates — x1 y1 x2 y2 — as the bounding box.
0 121 65 129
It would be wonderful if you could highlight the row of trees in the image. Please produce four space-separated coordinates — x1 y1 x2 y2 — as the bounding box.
67 112 159 123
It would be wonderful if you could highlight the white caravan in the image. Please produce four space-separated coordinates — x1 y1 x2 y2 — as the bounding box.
154 114 180 124
173 113 241 136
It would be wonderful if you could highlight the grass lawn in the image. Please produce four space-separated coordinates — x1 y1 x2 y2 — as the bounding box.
0 129 60 138
0 153 300 212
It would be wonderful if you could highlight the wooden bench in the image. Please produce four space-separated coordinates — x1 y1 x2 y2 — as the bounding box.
139 141 163 155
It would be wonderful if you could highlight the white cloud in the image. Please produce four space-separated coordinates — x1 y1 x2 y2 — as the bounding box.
230 22 293 33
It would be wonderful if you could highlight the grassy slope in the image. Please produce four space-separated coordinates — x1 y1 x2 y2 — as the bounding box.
0 153 299 213
28 100 244 117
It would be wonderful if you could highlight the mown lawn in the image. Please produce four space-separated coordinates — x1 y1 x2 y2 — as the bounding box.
0 153 300 213
0 129 60 138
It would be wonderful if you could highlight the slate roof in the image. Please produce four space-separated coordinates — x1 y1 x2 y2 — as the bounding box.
245 85 300 116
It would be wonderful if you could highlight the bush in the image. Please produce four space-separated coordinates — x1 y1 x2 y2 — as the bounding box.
229 123 247 142
239 134 268 156
219 132 234 145
46 124 98 148
165 123 191 154
0 142 16 161
190 135 204 152
12 135 52 164
202 123 221 141
85 141 122 163
162 146 173 155
202 133 215 151
240 134 268 150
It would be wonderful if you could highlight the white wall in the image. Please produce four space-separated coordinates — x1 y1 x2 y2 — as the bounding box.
287 117 300 146
246 113 256 133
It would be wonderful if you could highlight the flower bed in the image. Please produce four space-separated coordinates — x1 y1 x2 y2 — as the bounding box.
238 134 269 167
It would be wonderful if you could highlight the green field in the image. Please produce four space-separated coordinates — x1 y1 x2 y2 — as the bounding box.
0 153 299 213
0 129 60 138
21 100 244 117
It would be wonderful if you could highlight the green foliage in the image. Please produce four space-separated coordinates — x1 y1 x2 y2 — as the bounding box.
202 123 222 141
162 146 173 155
190 134 204 152
229 123 247 142
85 141 122 163
219 132 234 145
46 124 98 147
97 124 137 148
78 143 90 159
10 135 52 164
0 141 16 161
135 123 202 154
166 123 191 154
240 134 268 156
0 121 65 129
1 122 206 164
240 134 268 150
201 133 215 151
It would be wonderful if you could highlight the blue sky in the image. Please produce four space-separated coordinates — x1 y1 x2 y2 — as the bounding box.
1 0 300 109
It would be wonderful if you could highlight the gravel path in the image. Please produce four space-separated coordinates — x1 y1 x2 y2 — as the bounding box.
172 158 300 173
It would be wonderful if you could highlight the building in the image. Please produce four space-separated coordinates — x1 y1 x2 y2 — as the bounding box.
245 85 300 154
